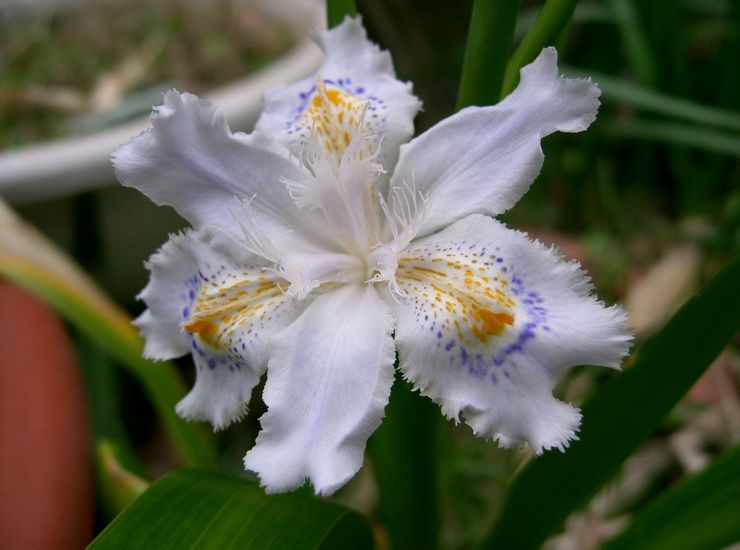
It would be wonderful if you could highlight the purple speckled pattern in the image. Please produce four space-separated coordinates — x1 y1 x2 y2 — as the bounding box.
397 238 551 387
175 257 290 374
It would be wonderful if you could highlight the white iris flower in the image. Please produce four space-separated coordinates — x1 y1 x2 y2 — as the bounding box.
113 17 632 495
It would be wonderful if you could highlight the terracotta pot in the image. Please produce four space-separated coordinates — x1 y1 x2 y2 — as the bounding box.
0 281 93 549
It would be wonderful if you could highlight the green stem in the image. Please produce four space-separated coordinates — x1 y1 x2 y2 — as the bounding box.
501 0 580 97
327 0 356 29
457 0 523 109
368 373 440 549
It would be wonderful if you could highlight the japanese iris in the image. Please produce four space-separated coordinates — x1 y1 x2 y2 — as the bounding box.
113 17 632 495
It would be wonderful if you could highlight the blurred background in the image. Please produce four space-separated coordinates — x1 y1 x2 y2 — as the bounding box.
1 0 738 548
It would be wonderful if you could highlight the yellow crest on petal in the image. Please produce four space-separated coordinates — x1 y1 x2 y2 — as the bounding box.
397 253 516 346
300 80 372 161
184 274 284 349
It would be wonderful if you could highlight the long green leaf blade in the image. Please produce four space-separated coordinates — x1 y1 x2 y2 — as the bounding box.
563 66 740 133
89 469 374 549
481 254 740 549
501 0 579 96
608 0 657 87
605 119 740 157
603 444 740 550
95 440 150 516
457 0 522 109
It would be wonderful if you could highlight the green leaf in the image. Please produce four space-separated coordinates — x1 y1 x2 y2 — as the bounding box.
481 254 740 550
89 469 374 549
368 374 440 549
0 200 216 469
607 0 657 87
563 66 740 133
514 4 613 42
501 0 579 96
604 119 740 157
457 0 523 109
76 338 141 463
603 444 740 550
80 339 150 516
327 0 356 29
95 440 150 516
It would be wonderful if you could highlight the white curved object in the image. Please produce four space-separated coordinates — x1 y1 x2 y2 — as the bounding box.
0 1 324 204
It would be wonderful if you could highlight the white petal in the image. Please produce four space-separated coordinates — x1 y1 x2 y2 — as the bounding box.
112 91 334 255
136 230 305 429
389 48 600 238
229 194 365 297
256 16 421 174
135 309 187 360
135 230 206 361
176 339 261 431
391 214 631 452
244 284 395 495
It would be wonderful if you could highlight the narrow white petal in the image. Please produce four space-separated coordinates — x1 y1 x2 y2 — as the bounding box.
244 284 395 495
137 230 305 430
389 48 600 238
391 215 631 453
256 16 421 175
112 91 334 255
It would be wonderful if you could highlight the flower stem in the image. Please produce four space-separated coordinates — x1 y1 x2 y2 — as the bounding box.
457 0 523 110
501 0 580 97
368 372 440 549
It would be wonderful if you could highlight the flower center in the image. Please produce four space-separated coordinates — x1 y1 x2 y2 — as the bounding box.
237 79 427 298
282 79 388 258
365 243 400 288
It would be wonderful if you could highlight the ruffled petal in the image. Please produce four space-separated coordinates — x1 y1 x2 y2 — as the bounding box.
136 230 306 429
389 48 600 239
255 16 421 175
112 90 335 256
135 230 208 361
176 338 262 430
391 214 631 452
244 284 396 495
